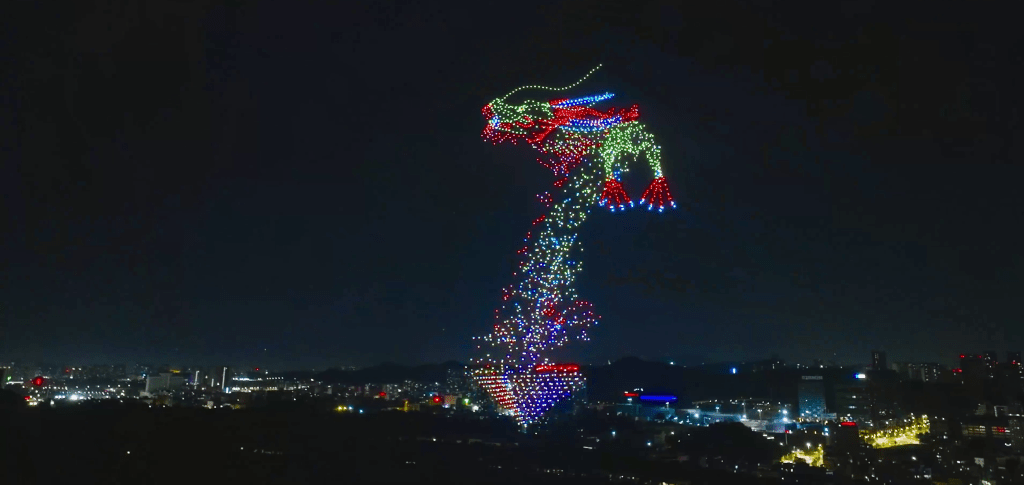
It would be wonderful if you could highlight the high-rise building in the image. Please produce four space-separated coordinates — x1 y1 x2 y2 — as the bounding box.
798 375 826 421
835 375 871 422
1008 351 1021 366
144 373 185 394
899 362 943 383
1010 417 1024 454
984 351 999 367
960 354 987 380
871 351 887 371
833 421 861 452
870 373 900 421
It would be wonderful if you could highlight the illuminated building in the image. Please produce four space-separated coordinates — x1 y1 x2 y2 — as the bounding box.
835 376 871 422
1008 351 1021 367
983 350 999 367
798 375 826 421
864 368 899 421
833 421 861 452
871 350 887 371
897 362 943 383
617 391 678 421
960 418 1011 440
958 353 987 383
144 372 185 394
1010 417 1024 454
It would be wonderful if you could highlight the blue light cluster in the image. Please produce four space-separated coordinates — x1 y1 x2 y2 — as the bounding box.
639 199 677 212
639 394 678 402
568 116 622 128
597 198 634 212
550 92 615 108
561 116 622 133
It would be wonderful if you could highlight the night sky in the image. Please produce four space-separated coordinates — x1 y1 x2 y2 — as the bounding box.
2 1 1021 369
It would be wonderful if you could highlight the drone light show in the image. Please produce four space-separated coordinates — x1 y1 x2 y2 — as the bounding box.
471 65 676 425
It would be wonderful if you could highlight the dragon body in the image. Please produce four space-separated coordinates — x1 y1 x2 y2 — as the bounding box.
472 66 675 425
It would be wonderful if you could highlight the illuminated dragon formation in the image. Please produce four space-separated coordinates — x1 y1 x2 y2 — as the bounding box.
472 65 675 425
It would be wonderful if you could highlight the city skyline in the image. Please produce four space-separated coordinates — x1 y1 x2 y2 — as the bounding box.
3 2 1022 484
5 349 1024 373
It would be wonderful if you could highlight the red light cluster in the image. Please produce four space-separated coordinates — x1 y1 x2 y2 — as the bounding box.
524 103 638 145
534 363 580 373
378 392 387 398
475 372 515 410
639 176 675 209
599 178 631 208
623 392 639 397
953 368 963 373
431 395 442 404
839 421 857 427
31 376 45 387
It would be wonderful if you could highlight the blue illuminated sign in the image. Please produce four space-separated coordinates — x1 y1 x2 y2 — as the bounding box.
639 394 678 402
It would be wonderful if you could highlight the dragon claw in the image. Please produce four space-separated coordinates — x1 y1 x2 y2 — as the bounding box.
599 178 631 211
640 177 674 212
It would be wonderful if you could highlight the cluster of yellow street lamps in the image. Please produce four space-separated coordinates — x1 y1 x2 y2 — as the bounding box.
860 415 930 449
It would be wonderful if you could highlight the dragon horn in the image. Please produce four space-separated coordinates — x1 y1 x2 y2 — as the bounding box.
497 64 603 102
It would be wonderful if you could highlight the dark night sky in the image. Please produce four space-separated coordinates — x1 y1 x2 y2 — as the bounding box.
2 1 1021 369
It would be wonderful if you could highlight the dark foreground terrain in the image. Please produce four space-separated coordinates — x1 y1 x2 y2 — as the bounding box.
1 394 787 485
